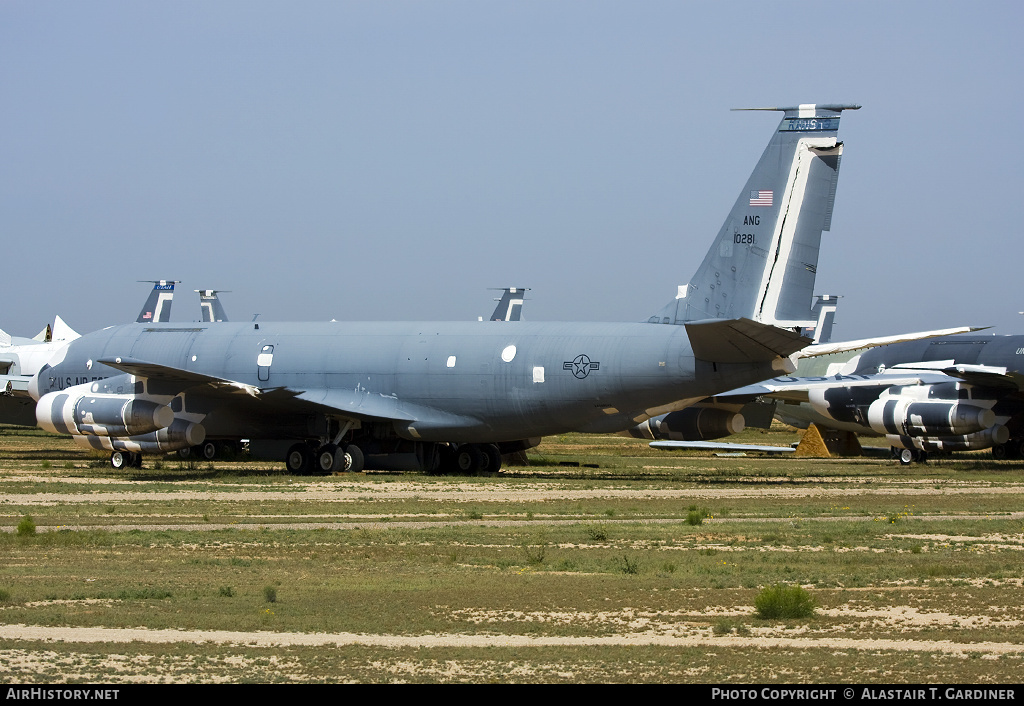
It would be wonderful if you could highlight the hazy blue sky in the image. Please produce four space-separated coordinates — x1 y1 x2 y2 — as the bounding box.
3 1 1022 340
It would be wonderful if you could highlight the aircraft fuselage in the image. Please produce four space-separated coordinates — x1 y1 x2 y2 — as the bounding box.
34 320 783 444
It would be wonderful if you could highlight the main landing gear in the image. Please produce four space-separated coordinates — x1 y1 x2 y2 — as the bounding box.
110 451 144 469
892 447 928 465
286 442 364 475
434 443 503 475
992 438 1024 460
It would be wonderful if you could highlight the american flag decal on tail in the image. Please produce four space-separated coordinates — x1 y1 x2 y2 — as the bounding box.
749 190 773 207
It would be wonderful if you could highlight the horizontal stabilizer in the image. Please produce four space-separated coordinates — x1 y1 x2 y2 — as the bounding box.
685 318 810 363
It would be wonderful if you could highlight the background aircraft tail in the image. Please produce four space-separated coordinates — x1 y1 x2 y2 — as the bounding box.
806 294 840 343
649 104 859 328
136 280 178 323
489 287 529 321
196 289 230 323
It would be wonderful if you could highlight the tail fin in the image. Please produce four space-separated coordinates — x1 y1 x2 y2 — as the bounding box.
136 280 178 323
649 104 859 327
806 294 840 343
196 289 230 322
489 287 529 321
50 315 80 342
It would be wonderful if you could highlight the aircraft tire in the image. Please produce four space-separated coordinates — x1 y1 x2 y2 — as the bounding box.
343 444 364 473
285 443 313 475
316 444 340 474
897 448 914 465
131 452 144 468
200 441 218 461
455 445 484 475
432 445 456 475
111 451 129 470
992 443 1008 460
482 444 502 474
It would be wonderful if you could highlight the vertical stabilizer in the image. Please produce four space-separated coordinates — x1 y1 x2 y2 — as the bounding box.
136 280 178 323
489 288 529 321
50 315 81 343
650 104 859 327
806 294 839 343
196 290 230 322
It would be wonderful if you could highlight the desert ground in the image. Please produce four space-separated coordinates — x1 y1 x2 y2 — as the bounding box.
1 425 1022 683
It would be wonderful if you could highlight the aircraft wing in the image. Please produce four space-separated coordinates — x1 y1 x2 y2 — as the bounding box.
98 357 474 427
883 362 1024 392
797 326 986 358
650 440 794 454
717 371 954 403
99 358 263 397
1 372 31 397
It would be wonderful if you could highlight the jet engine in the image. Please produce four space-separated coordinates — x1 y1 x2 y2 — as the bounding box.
36 390 174 437
867 398 994 438
886 426 1010 453
36 386 205 455
630 407 744 442
78 418 207 454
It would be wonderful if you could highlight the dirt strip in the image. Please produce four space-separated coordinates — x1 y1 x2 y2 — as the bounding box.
4 484 1024 506
1 624 1022 654
3 513 1023 533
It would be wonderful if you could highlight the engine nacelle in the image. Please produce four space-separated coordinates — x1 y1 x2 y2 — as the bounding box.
886 425 1009 453
37 390 174 438
808 385 891 426
631 407 744 442
868 398 995 438
67 419 206 454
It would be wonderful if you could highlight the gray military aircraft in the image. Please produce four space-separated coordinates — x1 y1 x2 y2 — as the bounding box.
27 103 859 474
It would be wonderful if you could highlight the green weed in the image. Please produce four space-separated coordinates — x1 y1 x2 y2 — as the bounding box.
16 516 35 537
754 583 815 620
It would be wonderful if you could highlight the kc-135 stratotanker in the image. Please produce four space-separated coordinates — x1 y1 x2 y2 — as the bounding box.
29 104 859 474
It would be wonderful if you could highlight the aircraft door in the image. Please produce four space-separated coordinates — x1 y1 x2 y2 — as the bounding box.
257 344 274 382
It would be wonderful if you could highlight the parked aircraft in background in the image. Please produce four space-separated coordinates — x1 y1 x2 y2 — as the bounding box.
26 103 859 474
732 333 1024 463
0 317 81 426
1 281 178 426
632 323 983 450
196 290 230 323
136 281 178 323
488 288 529 322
